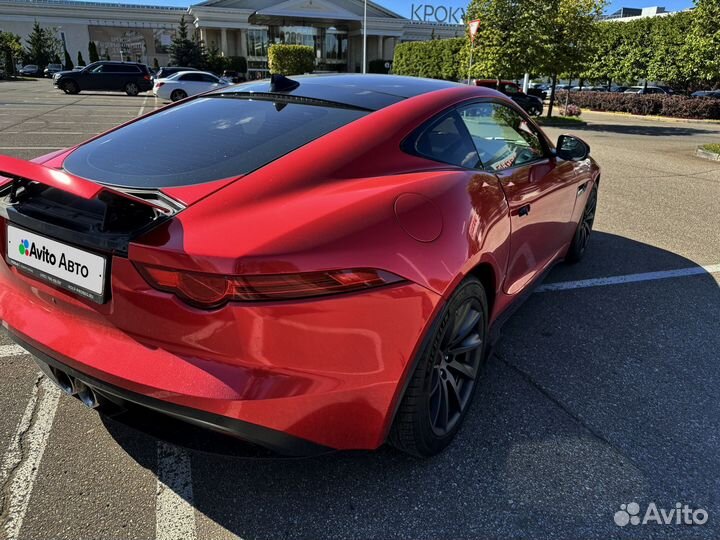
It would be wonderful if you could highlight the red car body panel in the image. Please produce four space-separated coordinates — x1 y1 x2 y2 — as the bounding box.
0 76 599 452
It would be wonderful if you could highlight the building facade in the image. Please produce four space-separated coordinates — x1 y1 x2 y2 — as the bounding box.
0 0 463 75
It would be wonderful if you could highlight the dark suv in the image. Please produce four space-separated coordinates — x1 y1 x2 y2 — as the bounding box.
53 61 152 96
473 79 544 116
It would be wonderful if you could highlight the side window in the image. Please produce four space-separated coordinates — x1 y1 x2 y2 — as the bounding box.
201 74 218 83
413 111 480 169
184 74 203 82
503 84 520 95
457 102 545 171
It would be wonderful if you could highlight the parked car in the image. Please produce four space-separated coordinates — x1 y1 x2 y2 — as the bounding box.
624 86 667 95
474 79 544 116
53 61 153 95
526 87 547 101
610 86 628 93
571 85 607 92
154 66 198 80
19 64 41 77
221 70 246 83
0 74 599 457
153 70 230 101
43 63 63 78
691 90 720 98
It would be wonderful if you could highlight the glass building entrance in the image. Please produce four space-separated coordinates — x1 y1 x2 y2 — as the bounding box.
246 25 348 79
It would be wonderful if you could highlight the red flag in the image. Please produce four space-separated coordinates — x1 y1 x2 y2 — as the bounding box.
468 19 481 43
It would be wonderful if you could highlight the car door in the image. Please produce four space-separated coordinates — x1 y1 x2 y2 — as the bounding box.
178 73 203 95
82 63 110 90
200 73 224 91
457 101 580 295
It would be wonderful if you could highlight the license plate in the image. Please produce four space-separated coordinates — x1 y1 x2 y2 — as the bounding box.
6 225 107 303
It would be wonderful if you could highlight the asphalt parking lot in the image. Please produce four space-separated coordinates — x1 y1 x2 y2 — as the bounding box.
0 78 719 540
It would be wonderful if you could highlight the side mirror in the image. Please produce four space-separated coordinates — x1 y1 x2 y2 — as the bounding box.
556 134 589 161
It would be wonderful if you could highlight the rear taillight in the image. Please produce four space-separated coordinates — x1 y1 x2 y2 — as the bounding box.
144 75 151 81
155 82 164 88
136 265 405 308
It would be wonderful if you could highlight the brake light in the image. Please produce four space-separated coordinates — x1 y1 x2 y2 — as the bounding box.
144 75 151 81
136 265 405 308
155 82 164 88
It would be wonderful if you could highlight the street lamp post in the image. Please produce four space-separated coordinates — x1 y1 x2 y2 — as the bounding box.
362 0 367 74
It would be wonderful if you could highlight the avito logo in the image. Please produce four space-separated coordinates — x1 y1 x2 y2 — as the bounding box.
18 238 90 278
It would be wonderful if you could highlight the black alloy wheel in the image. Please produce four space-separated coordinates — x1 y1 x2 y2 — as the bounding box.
428 298 485 437
170 89 187 102
567 183 598 263
62 80 79 94
390 277 488 457
125 82 140 96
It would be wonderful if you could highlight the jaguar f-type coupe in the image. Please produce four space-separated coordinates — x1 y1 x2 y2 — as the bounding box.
0 74 599 457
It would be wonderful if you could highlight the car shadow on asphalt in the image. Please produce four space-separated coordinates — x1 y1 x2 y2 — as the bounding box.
573 123 716 137
102 232 720 539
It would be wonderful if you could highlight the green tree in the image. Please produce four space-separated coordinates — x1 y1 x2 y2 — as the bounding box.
535 0 605 117
88 41 99 63
24 21 60 68
169 16 205 68
648 12 693 89
463 0 543 80
204 45 229 74
77 50 86 66
63 47 74 70
684 0 720 85
0 31 23 76
582 21 625 87
614 17 653 89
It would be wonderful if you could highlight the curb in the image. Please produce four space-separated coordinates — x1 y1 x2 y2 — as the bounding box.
696 147 720 161
581 110 720 125
538 120 588 128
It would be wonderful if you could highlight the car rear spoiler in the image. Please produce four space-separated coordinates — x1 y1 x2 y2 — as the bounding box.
0 154 181 216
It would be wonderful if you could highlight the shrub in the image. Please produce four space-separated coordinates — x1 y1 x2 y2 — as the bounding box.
392 38 465 81
558 91 720 119
560 104 582 117
268 44 314 75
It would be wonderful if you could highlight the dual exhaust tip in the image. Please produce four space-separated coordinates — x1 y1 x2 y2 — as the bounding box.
52 369 99 409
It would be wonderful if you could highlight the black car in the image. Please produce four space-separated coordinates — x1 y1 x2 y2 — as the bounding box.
474 79 544 116
154 66 198 80
53 61 152 96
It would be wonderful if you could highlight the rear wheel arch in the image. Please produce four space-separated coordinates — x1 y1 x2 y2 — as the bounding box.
467 262 497 318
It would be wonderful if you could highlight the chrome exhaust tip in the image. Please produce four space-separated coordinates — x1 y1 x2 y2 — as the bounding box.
74 380 99 409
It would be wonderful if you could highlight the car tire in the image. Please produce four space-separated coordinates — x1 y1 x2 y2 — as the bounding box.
125 82 140 96
170 89 187 102
566 183 598 263
389 277 489 457
62 81 79 95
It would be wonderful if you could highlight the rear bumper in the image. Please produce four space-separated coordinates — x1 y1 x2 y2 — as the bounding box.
14 333 329 455
0 251 442 450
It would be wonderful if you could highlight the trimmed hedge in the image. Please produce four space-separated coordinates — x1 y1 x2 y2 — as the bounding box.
392 38 464 81
559 91 720 119
268 44 314 75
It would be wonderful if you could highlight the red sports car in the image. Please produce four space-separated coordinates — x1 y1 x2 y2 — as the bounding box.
0 74 599 457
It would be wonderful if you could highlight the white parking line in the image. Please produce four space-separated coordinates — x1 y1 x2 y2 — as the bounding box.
156 442 197 540
0 378 60 540
536 264 720 292
137 96 149 117
0 344 26 357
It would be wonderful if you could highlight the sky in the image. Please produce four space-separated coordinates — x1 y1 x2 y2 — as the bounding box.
70 0 696 16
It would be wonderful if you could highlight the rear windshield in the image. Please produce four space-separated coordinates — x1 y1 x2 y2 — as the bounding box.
63 96 367 188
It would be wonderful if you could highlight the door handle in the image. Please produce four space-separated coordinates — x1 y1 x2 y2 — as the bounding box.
518 204 531 217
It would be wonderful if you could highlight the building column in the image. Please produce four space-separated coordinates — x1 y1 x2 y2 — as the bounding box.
239 29 248 58
376 35 383 60
221 28 228 56
199 27 208 47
